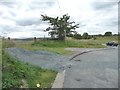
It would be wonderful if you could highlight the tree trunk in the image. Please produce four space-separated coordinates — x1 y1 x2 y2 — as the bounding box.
58 33 65 40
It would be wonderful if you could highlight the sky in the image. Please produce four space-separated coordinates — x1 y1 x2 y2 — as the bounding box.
0 0 119 38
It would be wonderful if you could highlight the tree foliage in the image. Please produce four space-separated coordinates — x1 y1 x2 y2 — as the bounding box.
41 14 79 40
74 33 82 39
104 32 112 36
82 32 92 39
82 32 89 39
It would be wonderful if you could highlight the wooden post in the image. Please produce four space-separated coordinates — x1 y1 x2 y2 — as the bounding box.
33 37 36 42
8 37 10 40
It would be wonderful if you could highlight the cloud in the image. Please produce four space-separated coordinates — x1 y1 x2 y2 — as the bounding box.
0 0 118 38
91 1 118 10
29 0 55 10
7 31 50 38
16 17 41 26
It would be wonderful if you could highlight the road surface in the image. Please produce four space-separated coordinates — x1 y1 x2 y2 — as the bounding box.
63 47 118 88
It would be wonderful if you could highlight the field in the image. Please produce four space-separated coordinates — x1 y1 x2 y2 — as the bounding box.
12 36 118 55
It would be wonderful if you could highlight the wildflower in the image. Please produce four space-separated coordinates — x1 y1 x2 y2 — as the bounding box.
36 83 40 87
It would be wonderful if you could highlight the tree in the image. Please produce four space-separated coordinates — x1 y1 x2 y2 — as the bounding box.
97 34 103 37
74 33 82 39
82 32 89 39
67 31 77 37
113 34 118 36
41 14 79 40
48 31 56 39
104 32 112 36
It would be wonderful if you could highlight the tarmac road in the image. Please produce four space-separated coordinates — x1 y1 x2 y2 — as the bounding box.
63 47 118 88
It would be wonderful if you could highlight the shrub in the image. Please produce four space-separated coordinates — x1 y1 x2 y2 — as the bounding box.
74 34 82 39
104 32 112 36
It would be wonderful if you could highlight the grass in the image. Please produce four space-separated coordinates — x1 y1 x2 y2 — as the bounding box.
12 36 118 55
2 39 57 88
95 36 118 43
31 39 106 48
14 40 72 55
2 39 15 48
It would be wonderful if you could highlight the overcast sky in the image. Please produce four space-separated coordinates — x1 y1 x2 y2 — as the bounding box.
0 0 119 38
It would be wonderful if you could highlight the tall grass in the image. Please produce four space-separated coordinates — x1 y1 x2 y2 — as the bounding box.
32 39 106 48
2 39 15 48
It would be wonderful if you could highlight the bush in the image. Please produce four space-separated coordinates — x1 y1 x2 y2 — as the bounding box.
104 32 112 36
74 34 82 39
87 35 92 39
82 32 89 39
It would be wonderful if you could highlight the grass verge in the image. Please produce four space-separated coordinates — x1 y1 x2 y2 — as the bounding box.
2 39 57 88
2 50 57 88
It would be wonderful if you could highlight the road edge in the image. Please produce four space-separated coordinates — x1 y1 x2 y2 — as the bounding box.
52 70 65 88
69 48 116 60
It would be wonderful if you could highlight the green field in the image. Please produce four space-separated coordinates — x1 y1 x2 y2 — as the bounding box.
12 36 118 55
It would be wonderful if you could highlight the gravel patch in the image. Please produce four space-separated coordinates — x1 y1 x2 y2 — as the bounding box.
6 47 72 72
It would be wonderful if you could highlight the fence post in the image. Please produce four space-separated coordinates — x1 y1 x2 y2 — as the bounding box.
8 37 10 40
33 37 36 42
